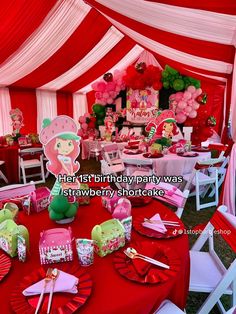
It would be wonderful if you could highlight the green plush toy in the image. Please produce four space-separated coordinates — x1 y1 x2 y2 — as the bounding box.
48 195 78 221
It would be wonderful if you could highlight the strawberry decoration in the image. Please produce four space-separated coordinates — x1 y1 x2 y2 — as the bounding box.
135 62 147 74
197 92 208 104
103 72 113 82
207 116 216 127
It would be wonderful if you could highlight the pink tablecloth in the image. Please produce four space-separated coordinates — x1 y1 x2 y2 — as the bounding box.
122 151 211 177
81 139 126 160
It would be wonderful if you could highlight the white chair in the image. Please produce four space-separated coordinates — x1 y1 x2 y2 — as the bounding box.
146 182 189 218
154 299 185 313
124 159 153 190
88 140 101 161
226 305 236 314
190 205 236 314
0 161 8 184
101 144 125 189
18 148 45 184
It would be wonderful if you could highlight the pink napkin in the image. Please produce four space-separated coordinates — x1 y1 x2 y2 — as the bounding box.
22 270 79 296
142 214 167 233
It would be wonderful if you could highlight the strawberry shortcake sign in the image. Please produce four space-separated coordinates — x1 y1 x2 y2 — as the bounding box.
39 115 81 196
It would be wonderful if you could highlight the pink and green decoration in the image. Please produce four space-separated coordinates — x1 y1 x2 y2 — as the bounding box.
91 70 126 105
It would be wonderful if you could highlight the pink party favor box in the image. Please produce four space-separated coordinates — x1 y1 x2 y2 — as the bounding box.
30 187 51 213
39 228 73 264
101 187 121 213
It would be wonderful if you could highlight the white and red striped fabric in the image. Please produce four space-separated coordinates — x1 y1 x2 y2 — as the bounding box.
0 0 235 140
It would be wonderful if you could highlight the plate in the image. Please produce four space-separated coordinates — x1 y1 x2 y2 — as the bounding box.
123 150 143 155
113 241 180 284
192 147 210 152
128 196 152 207
177 152 199 158
19 144 32 148
124 145 139 150
133 212 184 239
0 252 11 281
10 264 92 314
143 153 163 159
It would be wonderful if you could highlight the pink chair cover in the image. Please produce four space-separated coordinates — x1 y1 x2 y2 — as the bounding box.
222 143 236 215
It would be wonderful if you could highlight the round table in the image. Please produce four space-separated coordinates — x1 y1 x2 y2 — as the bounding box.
0 196 190 314
122 151 211 177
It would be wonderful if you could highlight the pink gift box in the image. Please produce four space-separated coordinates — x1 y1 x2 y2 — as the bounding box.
39 227 73 264
112 198 132 220
30 187 51 213
101 187 121 213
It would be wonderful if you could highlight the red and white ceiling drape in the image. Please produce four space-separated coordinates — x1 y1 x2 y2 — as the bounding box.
0 0 235 140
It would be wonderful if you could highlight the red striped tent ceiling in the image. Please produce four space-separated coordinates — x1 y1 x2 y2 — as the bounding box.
0 0 235 94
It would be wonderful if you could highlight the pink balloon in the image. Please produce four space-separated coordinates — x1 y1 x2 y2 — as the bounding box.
95 92 102 99
192 101 200 110
196 88 202 96
115 86 121 92
97 82 106 92
79 116 86 124
120 83 126 90
178 101 187 109
107 98 113 104
183 91 192 100
185 106 192 113
82 123 88 130
110 91 117 98
187 86 196 94
176 113 187 124
175 107 182 113
169 94 176 101
175 92 184 101
91 82 99 90
77 129 84 136
106 82 116 91
192 92 199 99
189 110 197 118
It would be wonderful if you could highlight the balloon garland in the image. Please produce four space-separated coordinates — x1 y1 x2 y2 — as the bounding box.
161 65 201 91
91 70 126 105
169 86 202 123
123 63 162 90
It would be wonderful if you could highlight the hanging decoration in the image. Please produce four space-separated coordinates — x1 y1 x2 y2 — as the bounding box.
207 116 216 127
197 92 208 104
161 65 201 91
169 86 202 124
91 69 126 105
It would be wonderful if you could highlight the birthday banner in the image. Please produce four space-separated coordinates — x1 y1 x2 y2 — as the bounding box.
126 87 159 124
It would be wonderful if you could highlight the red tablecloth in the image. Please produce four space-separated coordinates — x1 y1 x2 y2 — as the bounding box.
0 197 190 314
0 144 42 183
